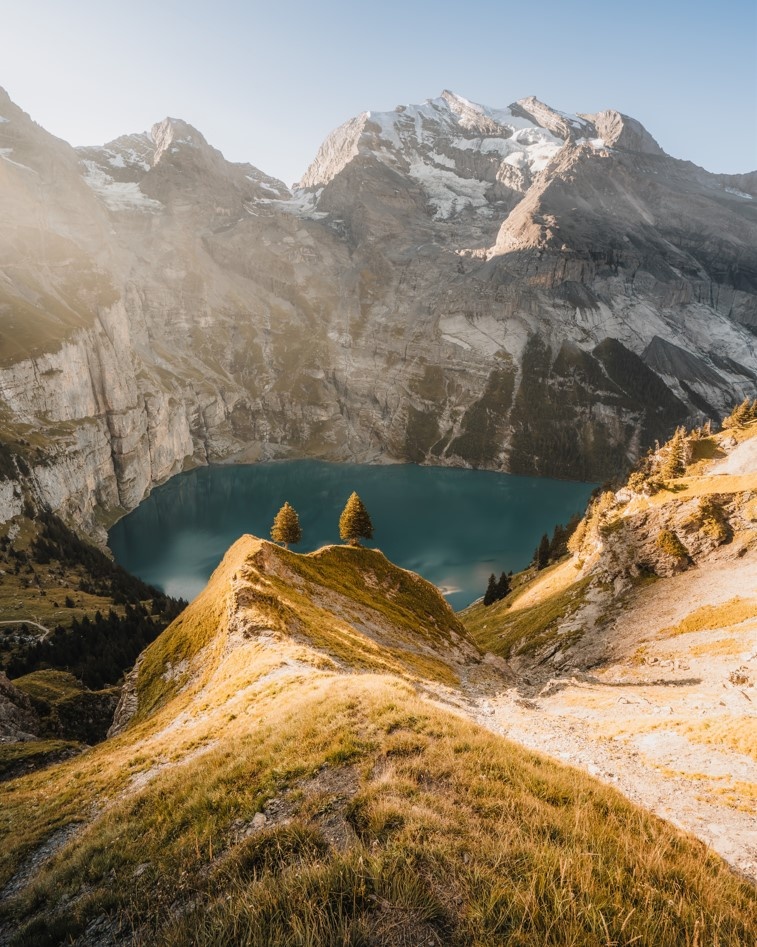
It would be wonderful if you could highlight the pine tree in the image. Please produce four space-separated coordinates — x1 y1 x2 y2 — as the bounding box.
734 398 751 426
270 501 302 548
483 573 498 606
339 492 373 546
722 398 756 430
536 533 550 570
660 426 689 479
495 571 510 599
483 572 510 606
549 523 568 560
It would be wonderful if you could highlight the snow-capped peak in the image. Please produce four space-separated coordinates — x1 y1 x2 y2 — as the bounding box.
436 90 506 134
298 91 565 219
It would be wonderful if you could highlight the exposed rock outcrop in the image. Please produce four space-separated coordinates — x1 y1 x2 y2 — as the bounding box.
1 87 756 535
0 673 40 741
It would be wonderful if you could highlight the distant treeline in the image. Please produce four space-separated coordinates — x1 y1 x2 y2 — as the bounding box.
31 511 163 604
3 511 186 687
4 601 184 688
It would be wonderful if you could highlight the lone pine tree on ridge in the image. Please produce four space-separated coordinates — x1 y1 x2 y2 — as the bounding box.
270 501 302 548
339 492 373 546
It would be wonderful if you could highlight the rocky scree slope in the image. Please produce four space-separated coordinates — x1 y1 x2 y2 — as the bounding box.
462 420 757 882
1 537 756 946
0 88 756 536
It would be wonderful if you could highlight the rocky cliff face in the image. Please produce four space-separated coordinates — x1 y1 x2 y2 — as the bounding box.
1 86 756 533
0 673 39 741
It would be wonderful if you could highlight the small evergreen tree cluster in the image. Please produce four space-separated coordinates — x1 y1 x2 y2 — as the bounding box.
6 600 185 688
269 493 374 549
659 426 691 480
532 515 581 570
722 398 757 429
31 511 167 605
483 571 511 606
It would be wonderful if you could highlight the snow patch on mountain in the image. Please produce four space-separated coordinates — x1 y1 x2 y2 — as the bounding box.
251 188 327 220
451 124 562 168
725 186 753 200
248 176 283 196
81 160 162 211
440 90 542 134
408 161 493 220
104 147 151 172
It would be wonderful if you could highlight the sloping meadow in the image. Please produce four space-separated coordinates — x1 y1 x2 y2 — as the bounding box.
1 538 756 945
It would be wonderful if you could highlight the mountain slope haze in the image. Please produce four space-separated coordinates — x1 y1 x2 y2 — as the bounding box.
0 86 755 537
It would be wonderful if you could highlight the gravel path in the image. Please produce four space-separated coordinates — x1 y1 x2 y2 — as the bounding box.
468 685 757 884
456 544 757 884
712 436 757 476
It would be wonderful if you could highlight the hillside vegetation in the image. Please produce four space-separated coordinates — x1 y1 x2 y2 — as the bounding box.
0 510 185 683
1 537 756 945
463 414 757 668
0 507 185 763
460 414 757 886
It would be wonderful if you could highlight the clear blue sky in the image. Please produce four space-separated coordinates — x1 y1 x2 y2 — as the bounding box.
3 0 756 184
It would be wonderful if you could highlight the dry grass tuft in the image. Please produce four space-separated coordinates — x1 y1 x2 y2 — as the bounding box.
658 598 757 639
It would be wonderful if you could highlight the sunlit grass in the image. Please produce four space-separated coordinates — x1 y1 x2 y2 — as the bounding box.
657 598 757 639
11 669 87 704
689 637 749 658
2 537 756 944
668 717 757 765
462 576 591 659
3 678 756 946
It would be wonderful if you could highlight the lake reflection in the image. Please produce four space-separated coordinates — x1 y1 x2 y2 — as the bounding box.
109 461 596 609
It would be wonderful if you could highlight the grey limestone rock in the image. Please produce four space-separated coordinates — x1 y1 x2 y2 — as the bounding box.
0 86 755 534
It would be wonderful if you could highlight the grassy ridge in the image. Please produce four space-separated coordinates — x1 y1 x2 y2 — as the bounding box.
2 537 756 945
3 677 756 946
134 538 475 723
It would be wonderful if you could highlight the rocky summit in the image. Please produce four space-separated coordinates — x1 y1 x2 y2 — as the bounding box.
0 87 756 534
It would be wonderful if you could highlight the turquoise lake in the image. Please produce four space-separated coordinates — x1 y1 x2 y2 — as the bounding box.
108 462 596 610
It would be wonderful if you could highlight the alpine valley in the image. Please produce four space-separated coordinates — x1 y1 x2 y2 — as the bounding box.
0 87 756 535
1 86 757 946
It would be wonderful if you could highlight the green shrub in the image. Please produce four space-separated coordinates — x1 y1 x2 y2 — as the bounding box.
656 529 688 560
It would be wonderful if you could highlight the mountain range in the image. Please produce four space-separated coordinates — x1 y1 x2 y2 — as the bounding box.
2 86 757 939
0 87 756 536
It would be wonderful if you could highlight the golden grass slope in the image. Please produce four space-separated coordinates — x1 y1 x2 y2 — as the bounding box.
1 537 756 945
